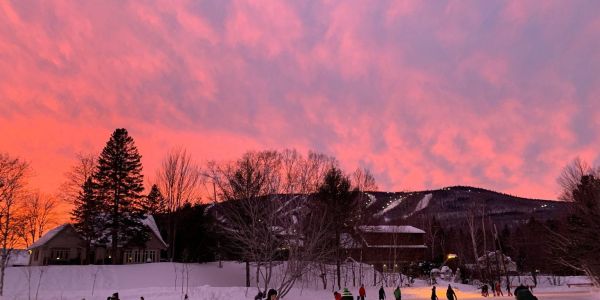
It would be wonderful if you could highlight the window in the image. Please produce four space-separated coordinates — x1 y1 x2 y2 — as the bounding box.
123 249 158 264
51 248 70 261
34 250 39 261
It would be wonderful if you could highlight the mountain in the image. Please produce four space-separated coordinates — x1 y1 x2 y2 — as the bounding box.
361 186 570 228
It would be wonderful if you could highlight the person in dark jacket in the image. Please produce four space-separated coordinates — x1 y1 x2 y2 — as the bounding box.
446 284 457 300
379 286 386 300
393 286 401 300
431 286 438 300
267 289 278 300
514 285 537 300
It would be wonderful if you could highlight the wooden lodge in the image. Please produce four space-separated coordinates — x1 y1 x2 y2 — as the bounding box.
342 225 427 272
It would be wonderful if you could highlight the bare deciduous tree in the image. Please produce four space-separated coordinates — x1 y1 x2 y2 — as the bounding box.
550 159 600 286
352 167 378 192
16 192 58 248
59 153 96 205
466 205 484 281
208 150 338 296
0 153 29 296
558 158 595 201
157 147 202 261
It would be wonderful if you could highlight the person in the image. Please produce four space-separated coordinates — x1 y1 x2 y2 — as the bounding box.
446 284 457 300
514 285 538 300
359 284 366 300
495 282 503 296
491 282 496 297
379 286 386 300
334 291 342 300
481 284 488 297
393 286 401 300
341 288 354 300
254 291 264 300
431 286 438 300
184 294 189 300
111 293 120 300
506 281 512 296
140 298 144 300
267 288 278 300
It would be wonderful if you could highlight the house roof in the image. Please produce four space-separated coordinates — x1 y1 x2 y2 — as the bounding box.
142 215 167 248
358 225 425 234
28 215 167 250
27 224 72 250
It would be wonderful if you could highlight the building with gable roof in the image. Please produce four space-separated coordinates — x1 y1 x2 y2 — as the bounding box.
342 225 427 272
28 215 167 266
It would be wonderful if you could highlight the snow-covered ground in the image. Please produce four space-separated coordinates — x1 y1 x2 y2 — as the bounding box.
2 262 599 300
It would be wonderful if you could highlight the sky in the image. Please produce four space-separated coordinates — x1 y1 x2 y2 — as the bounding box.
1 0 600 201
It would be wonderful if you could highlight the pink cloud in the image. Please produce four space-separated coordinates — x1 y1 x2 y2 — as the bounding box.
1 0 599 206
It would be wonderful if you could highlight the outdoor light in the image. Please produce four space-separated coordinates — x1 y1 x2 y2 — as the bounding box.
447 254 457 260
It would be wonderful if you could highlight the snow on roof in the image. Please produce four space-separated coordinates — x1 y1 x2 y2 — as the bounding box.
30 216 166 250
359 225 425 234
141 215 167 247
27 224 70 250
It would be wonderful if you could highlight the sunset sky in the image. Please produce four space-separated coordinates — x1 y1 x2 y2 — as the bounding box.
2 0 600 201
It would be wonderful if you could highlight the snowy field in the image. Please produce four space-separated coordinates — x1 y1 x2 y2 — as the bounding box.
2 262 599 300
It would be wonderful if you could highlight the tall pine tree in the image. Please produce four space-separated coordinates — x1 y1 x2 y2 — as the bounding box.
93 128 147 264
71 177 103 263
141 184 166 215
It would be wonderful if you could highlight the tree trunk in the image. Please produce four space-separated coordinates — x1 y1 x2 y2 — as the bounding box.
246 261 251 287
0 249 7 296
112 194 119 265
336 230 341 290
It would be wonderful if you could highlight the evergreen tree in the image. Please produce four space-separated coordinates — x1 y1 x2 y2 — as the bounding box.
142 184 166 215
315 167 358 290
71 177 103 263
93 128 147 264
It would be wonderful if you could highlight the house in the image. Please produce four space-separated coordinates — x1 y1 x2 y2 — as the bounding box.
343 225 427 272
28 215 167 266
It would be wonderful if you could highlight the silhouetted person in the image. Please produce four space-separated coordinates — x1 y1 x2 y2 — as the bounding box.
514 285 538 300
495 282 503 296
379 286 386 299
431 286 438 300
446 284 457 300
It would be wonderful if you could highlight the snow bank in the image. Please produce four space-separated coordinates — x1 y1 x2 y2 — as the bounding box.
3 263 598 300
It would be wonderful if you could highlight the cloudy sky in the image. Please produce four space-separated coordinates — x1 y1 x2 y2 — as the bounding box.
2 0 600 200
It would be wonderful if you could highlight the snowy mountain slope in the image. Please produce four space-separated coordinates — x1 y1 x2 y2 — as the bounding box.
362 186 569 228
